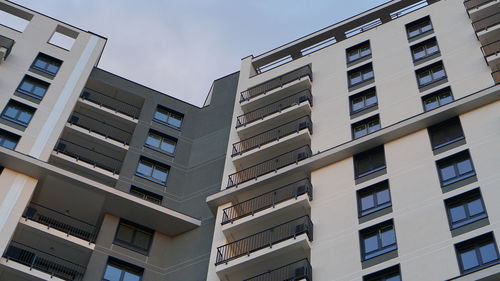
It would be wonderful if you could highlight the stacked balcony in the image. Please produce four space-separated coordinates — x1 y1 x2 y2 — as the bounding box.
0 34 15 63
79 88 141 121
243 259 312 281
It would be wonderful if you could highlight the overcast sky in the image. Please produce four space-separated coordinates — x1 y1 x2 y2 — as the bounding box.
11 0 388 106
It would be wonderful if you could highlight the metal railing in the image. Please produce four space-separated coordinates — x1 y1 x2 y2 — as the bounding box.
482 40 500 57
236 90 313 128
232 116 312 156
54 139 122 174
222 178 312 225
215 216 313 265
243 258 313 281
80 89 142 119
240 65 312 103
464 0 496 10
3 242 86 281
471 11 500 32
227 145 312 188
22 202 97 243
68 111 133 145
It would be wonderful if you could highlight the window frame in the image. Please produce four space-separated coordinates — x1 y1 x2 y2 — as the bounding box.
352 115 381 139
422 87 454 111
360 220 397 261
445 189 488 229
153 106 184 129
30 53 62 77
113 219 154 255
436 150 476 187
406 16 433 39
346 41 372 63
416 62 447 88
363 264 401 281
0 129 20 150
428 117 465 150
135 157 170 185
349 88 378 115
144 130 177 155
102 257 143 281
1 100 36 127
411 37 440 62
455 233 500 274
358 180 392 217
348 63 374 87
354 146 387 179
16 75 50 100
129 186 163 205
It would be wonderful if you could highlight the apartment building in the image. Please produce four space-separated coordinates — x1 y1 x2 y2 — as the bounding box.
0 1 239 280
206 0 500 281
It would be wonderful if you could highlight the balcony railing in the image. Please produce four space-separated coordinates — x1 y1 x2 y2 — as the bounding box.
243 258 312 281
482 40 500 57
68 111 133 145
465 0 496 10
215 215 313 265
493 70 500 83
54 139 122 174
3 241 86 281
80 89 141 119
471 11 500 32
227 145 312 188
22 202 98 243
236 90 313 128
232 116 313 156
240 65 312 103
222 178 312 225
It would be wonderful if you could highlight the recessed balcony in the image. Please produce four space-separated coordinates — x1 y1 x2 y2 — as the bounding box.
465 0 499 21
243 258 312 281
471 11 500 42
482 40 500 69
79 89 142 121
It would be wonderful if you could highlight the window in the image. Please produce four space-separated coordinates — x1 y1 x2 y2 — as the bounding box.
360 220 397 260
114 219 154 254
445 189 487 229
102 257 143 281
130 186 163 205
30 53 62 77
136 157 169 185
428 117 464 150
347 41 371 63
363 265 401 281
0 129 20 150
350 88 377 114
406 16 433 39
422 87 454 111
416 62 446 87
348 63 374 87
16 75 49 99
153 106 183 129
411 38 440 61
1 100 35 126
455 233 499 274
358 180 391 217
436 150 475 186
145 130 177 154
354 146 386 179
352 115 381 139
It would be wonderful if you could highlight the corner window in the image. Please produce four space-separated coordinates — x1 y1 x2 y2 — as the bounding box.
130 186 163 205
411 38 440 61
153 106 183 129
1 100 35 126
358 180 391 217
428 117 464 150
363 265 401 281
352 115 380 139
136 157 169 185
406 16 433 39
348 63 374 87
30 53 62 77
350 88 377 114
145 130 177 155
422 87 454 111
354 146 386 179
416 62 446 88
436 150 475 186
445 189 487 229
16 75 49 100
360 220 397 260
0 129 20 150
114 220 154 255
455 232 499 274
346 41 371 63
102 257 143 281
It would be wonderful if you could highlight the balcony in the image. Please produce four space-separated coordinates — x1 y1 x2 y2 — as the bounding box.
471 11 500 42
2 242 86 281
79 89 142 121
243 259 312 281
0 34 15 63
21 202 98 244
215 215 313 265
483 40 500 69
465 0 499 21
240 65 312 109
227 145 312 188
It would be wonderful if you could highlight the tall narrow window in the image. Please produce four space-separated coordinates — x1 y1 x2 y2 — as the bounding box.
154 106 183 129
16 75 49 100
30 53 62 77
1 100 35 126
455 233 499 274
360 220 397 260
136 157 170 185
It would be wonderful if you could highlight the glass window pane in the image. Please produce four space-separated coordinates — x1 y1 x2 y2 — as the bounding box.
19 81 33 92
440 165 457 181
116 224 135 243
376 189 390 204
387 275 402 281
152 167 168 183
450 205 466 223
146 134 161 148
479 243 499 264
427 43 439 54
368 120 380 133
364 234 379 253
133 230 152 250
363 70 374 80
380 228 396 247
160 140 175 153
33 86 46 97
361 194 375 210
460 249 479 270
4 107 19 119
34 59 47 69
348 51 360 62
424 96 439 111
103 265 123 281
365 93 377 106
457 159 473 175
137 162 152 176
354 125 367 138
352 97 364 111
419 73 432 85
467 199 484 217
439 92 453 105
421 23 432 33
360 47 371 57
350 73 362 85
413 47 426 59
123 272 141 281
17 111 32 124
2 139 17 149
154 110 168 122
408 27 420 38
46 63 59 74
433 68 445 80
168 114 182 128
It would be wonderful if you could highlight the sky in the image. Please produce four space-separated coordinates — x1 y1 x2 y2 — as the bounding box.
11 0 388 106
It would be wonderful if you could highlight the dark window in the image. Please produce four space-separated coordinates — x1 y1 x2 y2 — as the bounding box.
153 106 183 129
406 16 433 39
130 186 163 205
411 38 440 61
16 76 49 100
422 87 454 111
30 53 62 77
445 189 487 229
358 180 391 217
455 233 499 274
0 129 20 150
360 220 397 260
1 100 35 126
436 150 475 186
347 41 371 63
135 157 169 185
363 265 401 281
145 130 176 155
352 115 380 139
348 63 374 87
428 117 464 150
354 146 386 179
416 62 446 87
350 88 377 114
114 220 154 254
102 257 143 281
